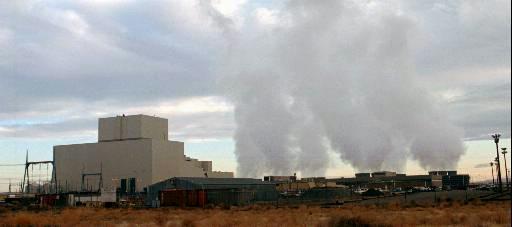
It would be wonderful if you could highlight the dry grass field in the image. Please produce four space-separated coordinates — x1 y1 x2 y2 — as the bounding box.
0 200 510 227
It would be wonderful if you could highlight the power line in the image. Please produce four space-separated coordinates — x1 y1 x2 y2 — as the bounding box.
0 164 25 166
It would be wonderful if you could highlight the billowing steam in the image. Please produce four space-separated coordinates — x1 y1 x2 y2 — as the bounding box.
215 1 466 177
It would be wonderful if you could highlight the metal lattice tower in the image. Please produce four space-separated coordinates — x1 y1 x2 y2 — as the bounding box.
21 150 57 194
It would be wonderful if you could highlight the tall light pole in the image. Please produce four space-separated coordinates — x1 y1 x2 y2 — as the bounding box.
495 157 501 190
492 134 503 192
490 162 495 185
501 148 509 190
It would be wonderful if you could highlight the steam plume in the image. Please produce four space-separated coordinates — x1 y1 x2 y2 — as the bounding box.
217 1 466 177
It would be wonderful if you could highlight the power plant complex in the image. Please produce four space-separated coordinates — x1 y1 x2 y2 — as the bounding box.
54 115 233 193
2 114 489 208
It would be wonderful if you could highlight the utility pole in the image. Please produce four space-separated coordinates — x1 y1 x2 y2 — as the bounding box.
492 134 503 192
22 150 29 193
501 148 509 190
495 157 501 190
490 162 495 185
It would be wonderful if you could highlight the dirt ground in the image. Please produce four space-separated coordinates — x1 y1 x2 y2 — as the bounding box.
0 200 510 226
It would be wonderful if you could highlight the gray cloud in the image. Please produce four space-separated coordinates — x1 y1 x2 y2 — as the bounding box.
406 0 511 75
0 1 509 175
0 0 222 117
448 82 511 140
0 107 234 143
0 118 97 139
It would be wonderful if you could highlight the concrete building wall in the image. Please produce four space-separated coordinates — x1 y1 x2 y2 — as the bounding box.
151 140 191 183
371 171 396 177
151 140 233 180
185 157 201 168
54 139 153 192
99 115 167 141
429 170 458 176
207 171 234 178
139 115 168 140
355 173 371 178
200 161 212 172
55 114 233 193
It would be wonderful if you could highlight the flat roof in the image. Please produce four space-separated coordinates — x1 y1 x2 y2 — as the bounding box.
336 175 443 183
173 177 274 185
99 114 167 120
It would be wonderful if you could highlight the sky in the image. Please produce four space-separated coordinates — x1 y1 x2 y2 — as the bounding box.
0 0 510 192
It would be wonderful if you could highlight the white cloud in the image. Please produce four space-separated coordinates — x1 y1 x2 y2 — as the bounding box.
113 96 233 116
210 0 247 18
439 89 465 102
162 96 233 114
254 8 279 25
0 126 13 133
39 8 90 36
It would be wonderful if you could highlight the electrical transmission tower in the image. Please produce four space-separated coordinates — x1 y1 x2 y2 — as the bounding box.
21 150 57 194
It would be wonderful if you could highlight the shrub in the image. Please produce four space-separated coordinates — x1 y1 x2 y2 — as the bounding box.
362 189 383 197
0 201 509 226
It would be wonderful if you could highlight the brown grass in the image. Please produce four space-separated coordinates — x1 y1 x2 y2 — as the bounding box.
0 201 509 227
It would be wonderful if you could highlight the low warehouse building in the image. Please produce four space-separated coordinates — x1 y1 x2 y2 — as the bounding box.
146 177 278 207
429 171 470 189
336 171 443 189
371 171 397 178
54 115 233 193
441 175 470 189
263 175 297 182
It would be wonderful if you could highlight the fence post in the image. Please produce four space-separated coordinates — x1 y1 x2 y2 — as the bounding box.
434 190 437 205
465 187 468 203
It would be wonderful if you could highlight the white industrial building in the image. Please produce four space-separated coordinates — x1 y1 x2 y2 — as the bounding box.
54 114 233 192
